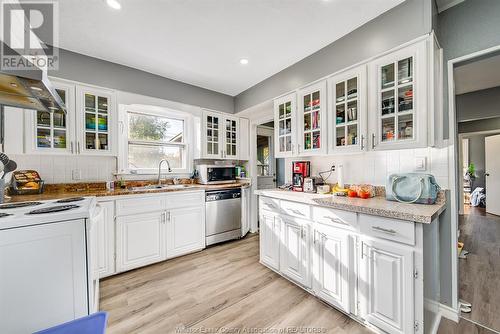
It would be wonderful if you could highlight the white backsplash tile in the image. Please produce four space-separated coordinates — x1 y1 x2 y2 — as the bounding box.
285 147 450 189
7 154 116 184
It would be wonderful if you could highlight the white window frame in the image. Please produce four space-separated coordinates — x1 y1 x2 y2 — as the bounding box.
118 104 193 175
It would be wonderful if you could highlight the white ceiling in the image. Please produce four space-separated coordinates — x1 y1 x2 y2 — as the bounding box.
58 0 404 96
454 53 500 95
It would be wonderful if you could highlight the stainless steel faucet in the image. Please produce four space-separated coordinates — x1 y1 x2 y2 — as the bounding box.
157 159 172 185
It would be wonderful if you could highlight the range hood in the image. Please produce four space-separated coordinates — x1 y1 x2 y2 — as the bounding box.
0 68 66 112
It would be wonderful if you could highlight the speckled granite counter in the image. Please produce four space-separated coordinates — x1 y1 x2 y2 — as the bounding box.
254 189 446 224
7 182 250 203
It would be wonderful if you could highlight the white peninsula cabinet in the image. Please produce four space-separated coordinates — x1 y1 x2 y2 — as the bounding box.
257 192 441 334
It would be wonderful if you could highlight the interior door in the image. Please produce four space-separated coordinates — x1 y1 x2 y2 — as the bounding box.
485 134 500 215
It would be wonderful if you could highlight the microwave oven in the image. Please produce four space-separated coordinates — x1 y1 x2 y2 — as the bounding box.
197 165 237 184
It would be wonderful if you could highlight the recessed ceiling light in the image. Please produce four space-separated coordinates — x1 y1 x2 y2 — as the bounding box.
106 0 121 10
239 58 249 65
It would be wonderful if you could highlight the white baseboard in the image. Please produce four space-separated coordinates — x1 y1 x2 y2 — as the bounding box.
439 303 459 322
429 313 442 334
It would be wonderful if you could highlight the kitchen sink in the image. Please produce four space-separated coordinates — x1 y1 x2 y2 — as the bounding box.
130 184 194 191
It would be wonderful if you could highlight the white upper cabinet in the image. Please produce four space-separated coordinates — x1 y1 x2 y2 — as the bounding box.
368 40 428 150
25 80 75 154
274 93 296 158
76 85 116 155
201 110 240 160
328 65 367 153
297 81 327 155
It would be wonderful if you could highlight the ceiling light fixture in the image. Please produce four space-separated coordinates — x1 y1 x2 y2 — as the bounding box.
239 58 249 65
106 0 121 10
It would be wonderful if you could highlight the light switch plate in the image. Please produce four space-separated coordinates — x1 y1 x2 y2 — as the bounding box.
72 169 82 180
415 157 427 171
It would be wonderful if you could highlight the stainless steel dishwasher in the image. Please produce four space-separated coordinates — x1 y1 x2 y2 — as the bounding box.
205 188 241 246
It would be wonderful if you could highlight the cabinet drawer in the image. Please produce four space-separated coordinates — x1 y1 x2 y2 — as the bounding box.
312 206 357 230
359 214 415 245
116 196 167 216
260 197 281 213
280 200 311 219
165 191 204 209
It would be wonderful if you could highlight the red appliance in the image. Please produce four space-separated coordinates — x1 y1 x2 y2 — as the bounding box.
292 161 310 192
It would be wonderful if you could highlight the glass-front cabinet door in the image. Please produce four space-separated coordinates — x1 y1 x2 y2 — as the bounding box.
274 93 296 158
369 41 427 150
328 66 366 153
298 81 327 155
223 116 238 159
203 111 222 158
26 81 75 154
76 86 115 155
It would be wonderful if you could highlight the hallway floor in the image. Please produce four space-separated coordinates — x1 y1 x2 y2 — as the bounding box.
458 205 500 331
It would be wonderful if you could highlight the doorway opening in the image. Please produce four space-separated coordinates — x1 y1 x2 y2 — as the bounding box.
453 50 500 332
256 121 285 190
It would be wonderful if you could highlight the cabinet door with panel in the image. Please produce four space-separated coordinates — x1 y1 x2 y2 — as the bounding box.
280 217 311 288
76 85 115 155
312 223 351 313
328 66 367 153
259 209 280 271
369 41 427 150
202 111 223 158
359 237 414 334
223 116 239 159
166 206 205 259
116 212 166 272
297 81 327 155
95 201 115 278
25 80 75 154
274 93 296 158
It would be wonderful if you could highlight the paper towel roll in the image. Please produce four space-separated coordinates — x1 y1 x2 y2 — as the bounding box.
337 164 344 188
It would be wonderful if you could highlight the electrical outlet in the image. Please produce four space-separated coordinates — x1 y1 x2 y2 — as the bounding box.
72 169 82 180
415 157 427 171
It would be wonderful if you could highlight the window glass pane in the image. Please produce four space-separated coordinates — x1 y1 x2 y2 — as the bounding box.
336 126 346 147
37 128 51 148
347 124 358 146
398 85 413 112
53 130 66 149
398 114 413 140
381 117 395 142
347 77 357 99
85 94 95 111
37 111 51 127
128 112 184 143
381 63 395 88
381 90 395 116
128 144 182 169
53 110 66 129
347 100 357 122
98 96 108 113
398 57 413 84
336 82 345 103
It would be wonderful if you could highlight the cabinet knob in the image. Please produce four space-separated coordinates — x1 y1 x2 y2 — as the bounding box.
371 133 375 149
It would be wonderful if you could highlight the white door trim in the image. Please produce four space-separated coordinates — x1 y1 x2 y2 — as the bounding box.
447 42 500 313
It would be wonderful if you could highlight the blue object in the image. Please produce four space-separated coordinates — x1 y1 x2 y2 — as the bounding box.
34 312 108 334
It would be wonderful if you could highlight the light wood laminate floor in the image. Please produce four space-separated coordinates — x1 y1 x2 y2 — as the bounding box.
100 234 372 334
458 206 500 332
100 232 497 334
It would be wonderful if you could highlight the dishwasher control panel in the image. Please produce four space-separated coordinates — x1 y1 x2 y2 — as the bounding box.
206 189 241 202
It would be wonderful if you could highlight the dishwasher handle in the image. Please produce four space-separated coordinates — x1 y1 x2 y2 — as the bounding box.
206 189 241 202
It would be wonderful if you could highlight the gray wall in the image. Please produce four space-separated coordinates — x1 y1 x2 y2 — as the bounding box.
459 117 500 133
437 0 500 139
48 48 235 113
456 86 500 122
234 0 432 112
466 135 487 189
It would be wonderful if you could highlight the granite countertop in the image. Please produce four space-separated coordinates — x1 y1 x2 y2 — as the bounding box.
254 189 446 224
7 182 250 203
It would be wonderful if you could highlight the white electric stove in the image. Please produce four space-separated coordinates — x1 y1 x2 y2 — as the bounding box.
0 197 102 334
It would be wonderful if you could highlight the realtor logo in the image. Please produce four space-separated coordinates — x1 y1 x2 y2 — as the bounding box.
0 0 59 70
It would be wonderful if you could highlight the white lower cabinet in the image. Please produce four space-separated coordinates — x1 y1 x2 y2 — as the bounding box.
359 237 414 334
259 209 280 271
113 191 206 273
116 212 166 273
280 217 311 288
258 195 431 334
312 223 351 313
166 206 205 259
95 200 115 278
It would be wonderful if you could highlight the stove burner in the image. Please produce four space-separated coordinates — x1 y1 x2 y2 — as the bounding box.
0 202 43 209
0 213 13 218
56 197 85 203
27 205 80 215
